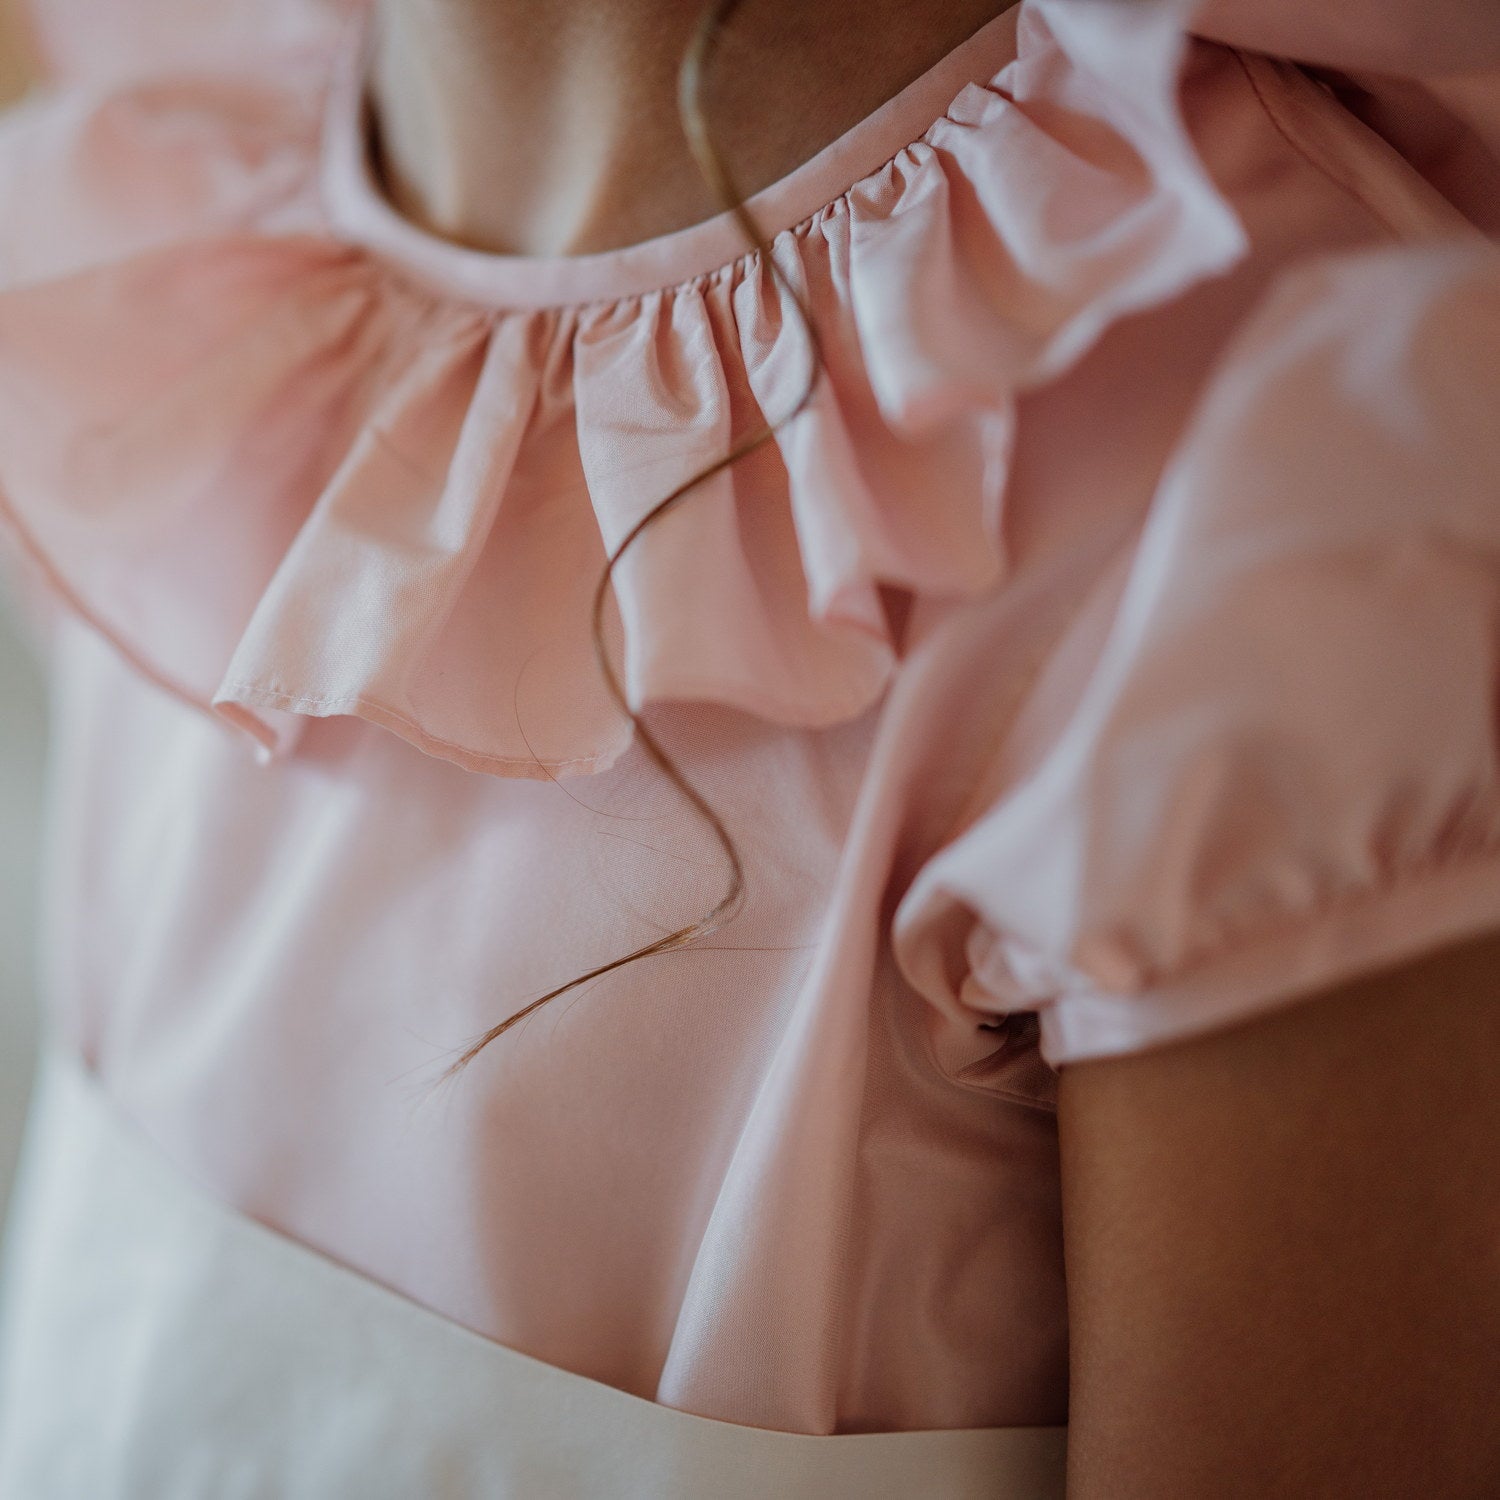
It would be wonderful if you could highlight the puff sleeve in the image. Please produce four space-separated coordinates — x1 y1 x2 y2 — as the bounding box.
892 238 1500 1069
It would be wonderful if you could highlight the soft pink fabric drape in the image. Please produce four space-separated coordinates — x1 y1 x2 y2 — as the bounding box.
0 0 1495 1440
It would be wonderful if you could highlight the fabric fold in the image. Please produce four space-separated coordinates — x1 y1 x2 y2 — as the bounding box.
0 0 1275 779
1186 0 1500 237
891 238 1500 1067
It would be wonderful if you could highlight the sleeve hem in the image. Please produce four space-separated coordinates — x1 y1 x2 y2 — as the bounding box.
1032 844 1500 1069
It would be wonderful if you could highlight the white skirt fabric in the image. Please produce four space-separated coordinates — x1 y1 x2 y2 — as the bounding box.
0 1049 1068 1498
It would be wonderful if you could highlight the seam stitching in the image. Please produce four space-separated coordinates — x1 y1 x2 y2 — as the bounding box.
1230 49 1408 241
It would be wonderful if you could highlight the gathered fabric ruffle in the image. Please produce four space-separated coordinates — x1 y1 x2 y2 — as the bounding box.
3 0 1257 777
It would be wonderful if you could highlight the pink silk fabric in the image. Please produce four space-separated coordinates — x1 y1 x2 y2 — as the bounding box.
1 0 1498 1436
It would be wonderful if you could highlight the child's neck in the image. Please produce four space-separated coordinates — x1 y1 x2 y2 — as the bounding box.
368 0 1021 260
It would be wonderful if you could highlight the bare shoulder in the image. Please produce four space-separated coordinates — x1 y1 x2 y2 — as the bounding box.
1058 929 1500 1499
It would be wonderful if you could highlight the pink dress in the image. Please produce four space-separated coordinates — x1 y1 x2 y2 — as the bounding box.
0 0 1496 1492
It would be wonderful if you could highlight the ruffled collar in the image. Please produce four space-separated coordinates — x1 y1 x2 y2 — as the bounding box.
0 0 1246 778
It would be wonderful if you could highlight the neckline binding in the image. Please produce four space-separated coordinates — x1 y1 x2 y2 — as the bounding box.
317 2 1024 311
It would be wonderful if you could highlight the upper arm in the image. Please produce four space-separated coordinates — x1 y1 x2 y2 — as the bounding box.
1058 929 1500 1499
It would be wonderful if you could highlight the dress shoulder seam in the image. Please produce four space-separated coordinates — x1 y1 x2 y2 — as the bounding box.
1227 47 1468 244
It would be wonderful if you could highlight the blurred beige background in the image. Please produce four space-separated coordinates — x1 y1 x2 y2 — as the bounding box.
0 0 47 1225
